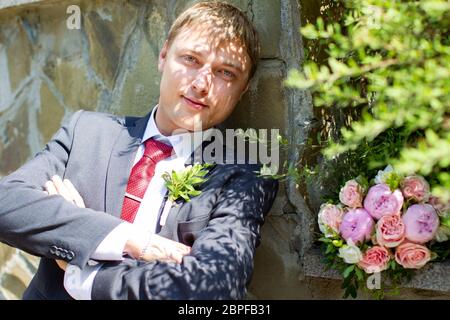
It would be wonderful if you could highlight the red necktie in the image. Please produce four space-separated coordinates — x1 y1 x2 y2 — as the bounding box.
120 138 173 223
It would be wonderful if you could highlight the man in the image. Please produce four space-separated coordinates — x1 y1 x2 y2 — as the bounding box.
0 2 278 299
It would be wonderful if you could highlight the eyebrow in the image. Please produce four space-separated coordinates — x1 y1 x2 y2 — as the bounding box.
222 61 244 73
184 49 244 73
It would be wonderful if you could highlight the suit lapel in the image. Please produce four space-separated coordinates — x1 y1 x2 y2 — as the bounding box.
157 137 220 239
105 112 151 217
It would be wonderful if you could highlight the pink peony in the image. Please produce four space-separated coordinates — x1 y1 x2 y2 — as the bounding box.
376 214 406 248
428 196 450 217
318 204 345 237
339 208 374 245
339 180 364 208
395 242 431 269
401 175 430 202
403 204 439 244
358 246 391 273
363 183 404 220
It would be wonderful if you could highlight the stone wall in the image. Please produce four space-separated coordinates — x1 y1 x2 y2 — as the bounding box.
0 0 311 299
0 0 448 300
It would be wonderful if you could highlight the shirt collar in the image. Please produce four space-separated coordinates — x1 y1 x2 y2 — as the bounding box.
142 106 214 163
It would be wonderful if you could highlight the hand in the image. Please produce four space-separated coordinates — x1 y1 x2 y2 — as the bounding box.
55 259 68 271
45 176 85 270
125 234 191 264
45 176 190 264
45 175 85 208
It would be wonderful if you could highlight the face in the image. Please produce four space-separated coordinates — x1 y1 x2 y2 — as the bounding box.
156 25 251 135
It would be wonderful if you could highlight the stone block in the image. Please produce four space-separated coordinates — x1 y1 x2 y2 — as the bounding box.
38 81 65 143
44 57 99 111
224 60 286 131
0 102 31 175
5 18 31 92
115 35 160 116
0 244 14 265
248 215 306 299
34 3 84 59
173 0 200 19
84 1 138 89
251 0 281 59
0 0 45 11
143 2 168 55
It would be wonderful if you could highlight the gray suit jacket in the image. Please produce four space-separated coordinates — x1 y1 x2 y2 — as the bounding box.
0 110 278 300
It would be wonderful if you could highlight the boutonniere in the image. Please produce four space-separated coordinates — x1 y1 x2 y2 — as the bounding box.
162 163 215 202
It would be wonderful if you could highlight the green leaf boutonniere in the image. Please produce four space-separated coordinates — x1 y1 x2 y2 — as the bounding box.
162 163 215 202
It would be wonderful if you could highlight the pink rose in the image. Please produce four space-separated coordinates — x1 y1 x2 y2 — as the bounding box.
339 180 364 208
401 175 430 202
318 204 345 237
376 214 405 248
403 204 439 244
358 246 391 273
428 196 450 217
395 242 431 269
363 184 404 220
339 208 374 245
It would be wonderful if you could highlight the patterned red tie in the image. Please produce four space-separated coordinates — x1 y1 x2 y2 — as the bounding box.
120 138 173 223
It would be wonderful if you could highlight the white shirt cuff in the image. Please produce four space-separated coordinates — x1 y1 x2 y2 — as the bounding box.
64 263 102 300
90 222 134 261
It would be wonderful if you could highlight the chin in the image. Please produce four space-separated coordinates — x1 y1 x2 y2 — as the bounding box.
177 117 206 132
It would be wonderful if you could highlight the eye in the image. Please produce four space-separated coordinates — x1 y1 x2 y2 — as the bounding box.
220 69 236 79
182 55 198 64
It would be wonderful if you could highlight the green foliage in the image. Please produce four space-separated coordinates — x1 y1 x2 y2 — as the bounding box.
162 163 214 202
298 127 412 204
287 0 450 202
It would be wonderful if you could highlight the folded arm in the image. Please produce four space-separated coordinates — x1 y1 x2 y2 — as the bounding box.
90 170 278 300
0 111 123 268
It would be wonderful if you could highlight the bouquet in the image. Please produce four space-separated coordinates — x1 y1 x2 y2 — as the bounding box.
317 165 450 299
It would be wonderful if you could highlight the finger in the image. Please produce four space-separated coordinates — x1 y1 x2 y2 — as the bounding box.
55 259 67 271
168 251 183 264
45 181 58 195
160 236 191 252
174 242 191 254
179 243 191 253
52 175 74 203
63 179 85 208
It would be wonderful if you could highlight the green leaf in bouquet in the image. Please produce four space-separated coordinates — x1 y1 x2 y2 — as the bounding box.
355 175 369 193
390 260 397 271
319 237 332 243
343 265 355 278
355 267 364 281
441 216 450 228
384 172 402 191
325 244 335 254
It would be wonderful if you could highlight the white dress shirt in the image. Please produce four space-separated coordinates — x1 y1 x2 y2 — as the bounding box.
64 106 213 299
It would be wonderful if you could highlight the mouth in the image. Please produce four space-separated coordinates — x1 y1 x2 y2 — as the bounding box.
182 96 208 110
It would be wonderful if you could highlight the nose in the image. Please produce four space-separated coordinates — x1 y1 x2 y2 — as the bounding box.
191 68 211 95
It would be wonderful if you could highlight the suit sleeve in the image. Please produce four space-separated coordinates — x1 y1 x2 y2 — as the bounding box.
0 111 123 268
91 169 279 299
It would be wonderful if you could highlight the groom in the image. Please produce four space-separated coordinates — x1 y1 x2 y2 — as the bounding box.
0 2 278 299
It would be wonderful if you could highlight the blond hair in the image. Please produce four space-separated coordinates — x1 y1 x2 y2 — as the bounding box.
167 1 260 80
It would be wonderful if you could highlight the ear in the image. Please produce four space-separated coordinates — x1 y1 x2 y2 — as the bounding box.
158 41 169 73
240 83 249 99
